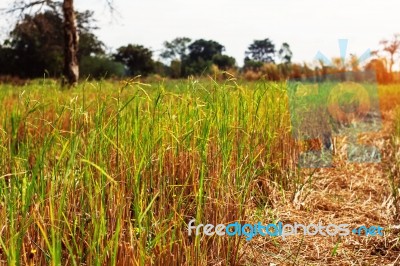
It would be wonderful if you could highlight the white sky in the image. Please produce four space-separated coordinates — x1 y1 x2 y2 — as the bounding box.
1 0 400 66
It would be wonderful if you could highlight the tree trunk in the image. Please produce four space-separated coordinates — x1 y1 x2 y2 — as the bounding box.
389 54 394 82
63 0 79 85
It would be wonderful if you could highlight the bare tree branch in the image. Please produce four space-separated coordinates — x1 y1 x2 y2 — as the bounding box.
105 0 115 13
7 0 49 13
102 0 122 22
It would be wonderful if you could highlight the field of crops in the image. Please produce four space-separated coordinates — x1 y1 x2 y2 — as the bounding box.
0 78 399 265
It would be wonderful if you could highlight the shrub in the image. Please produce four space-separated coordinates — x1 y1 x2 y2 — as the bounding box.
80 56 126 79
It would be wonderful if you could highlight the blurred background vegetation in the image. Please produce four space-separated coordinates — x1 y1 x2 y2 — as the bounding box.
0 5 399 84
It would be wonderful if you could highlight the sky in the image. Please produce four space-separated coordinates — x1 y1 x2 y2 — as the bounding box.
1 0 400 67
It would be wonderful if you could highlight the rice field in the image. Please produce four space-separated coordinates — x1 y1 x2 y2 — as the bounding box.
0 78 399 265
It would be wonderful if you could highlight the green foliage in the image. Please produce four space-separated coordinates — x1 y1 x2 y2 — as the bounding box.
152 61 169 77
183 39 225 75
187 39 224 62
243 58 263 71
113 44 154 76
160 37 191 61
78 32 105 59
75 10 105 59
160 37 192 78
245 38 276 63
183 58 213 76
0 45 18 76
80 56 126 79
243 40 291 78
212 54 236 70
278 42 293 64
169 60 182 78
9 11 65 77
0 9 104 78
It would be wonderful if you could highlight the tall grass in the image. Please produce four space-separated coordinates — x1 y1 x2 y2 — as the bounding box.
381 84 400 221
388 108 400 221
0 78 301 265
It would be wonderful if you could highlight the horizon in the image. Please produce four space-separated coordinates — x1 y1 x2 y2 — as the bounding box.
1 0 400 68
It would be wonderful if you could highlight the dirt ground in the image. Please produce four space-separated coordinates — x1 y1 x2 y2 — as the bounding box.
244 109 400 265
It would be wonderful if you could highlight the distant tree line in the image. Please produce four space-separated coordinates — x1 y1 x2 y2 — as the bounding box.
0 9 124 80
0 9 399 83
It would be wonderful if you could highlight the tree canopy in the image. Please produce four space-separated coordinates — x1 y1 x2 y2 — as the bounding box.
245 38 276 63
113 44 154 76
0 9 104 78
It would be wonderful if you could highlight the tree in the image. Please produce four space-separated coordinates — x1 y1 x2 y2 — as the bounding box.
8 0 114 85
160 37 191 62
243 57 263 71
0 43 18 76
113 44 154 76
278 42 292 64
187 39 224 62
160 37 191 78
9 11 65 77
277 42 293 79
380 33 400 80
62 0 78 85
245 38 276 63
76 10 105 59
168 60 182 78
80 56 125 79
183 39 225 75
211 54 236 70
3 9 104 78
